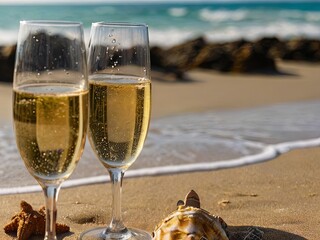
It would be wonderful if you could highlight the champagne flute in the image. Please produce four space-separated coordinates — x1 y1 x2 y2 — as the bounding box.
13 20 88 240
79 22 151 240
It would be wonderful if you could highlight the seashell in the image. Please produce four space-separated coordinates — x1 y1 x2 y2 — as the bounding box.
152 190 229 240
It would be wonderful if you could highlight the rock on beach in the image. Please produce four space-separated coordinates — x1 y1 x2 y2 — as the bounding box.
0 45 16 83
1 37 320 83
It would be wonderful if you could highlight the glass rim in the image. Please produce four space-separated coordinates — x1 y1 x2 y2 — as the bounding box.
92 22 148 28
20 20 83 26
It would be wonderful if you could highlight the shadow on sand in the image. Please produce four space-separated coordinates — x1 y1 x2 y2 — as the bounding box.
4 226 308 240
151 67 300 84
228 225 307 240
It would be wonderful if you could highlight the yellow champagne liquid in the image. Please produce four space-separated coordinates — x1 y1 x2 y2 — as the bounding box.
88 75 151 169
13 85 88 182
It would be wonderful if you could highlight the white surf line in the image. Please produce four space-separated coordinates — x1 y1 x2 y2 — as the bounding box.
1 137 320 195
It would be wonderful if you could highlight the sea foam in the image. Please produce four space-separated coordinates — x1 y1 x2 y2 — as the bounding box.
168 7 188 17
199 9 248 22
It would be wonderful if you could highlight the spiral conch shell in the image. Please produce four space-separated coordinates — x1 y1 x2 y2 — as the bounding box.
152 190 229 240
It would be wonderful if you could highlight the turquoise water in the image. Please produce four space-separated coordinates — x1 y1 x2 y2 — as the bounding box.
0 1 320 46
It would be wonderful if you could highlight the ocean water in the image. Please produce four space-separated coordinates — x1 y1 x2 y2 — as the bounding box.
0 1 320 47
1 100 320 195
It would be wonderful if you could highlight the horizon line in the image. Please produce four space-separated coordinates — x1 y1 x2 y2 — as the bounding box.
1 0 320 6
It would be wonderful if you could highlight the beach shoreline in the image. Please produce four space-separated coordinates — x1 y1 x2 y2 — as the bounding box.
1 61 320 239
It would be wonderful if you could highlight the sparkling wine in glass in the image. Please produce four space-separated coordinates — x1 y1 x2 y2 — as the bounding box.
79 22 151 240
13 20 88 240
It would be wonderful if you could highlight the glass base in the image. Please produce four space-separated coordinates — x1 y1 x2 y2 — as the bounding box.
78 227 152 240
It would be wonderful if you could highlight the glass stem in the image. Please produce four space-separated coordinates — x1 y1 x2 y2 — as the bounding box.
106 169 128 236
41 183 61 240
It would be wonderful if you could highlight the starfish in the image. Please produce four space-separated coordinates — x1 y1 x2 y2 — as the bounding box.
3 200 70 240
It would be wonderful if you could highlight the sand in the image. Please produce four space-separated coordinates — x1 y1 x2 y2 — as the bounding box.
1 61 320 239
0 83 12 125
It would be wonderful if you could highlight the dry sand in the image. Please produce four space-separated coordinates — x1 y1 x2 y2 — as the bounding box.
1 61 320 239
